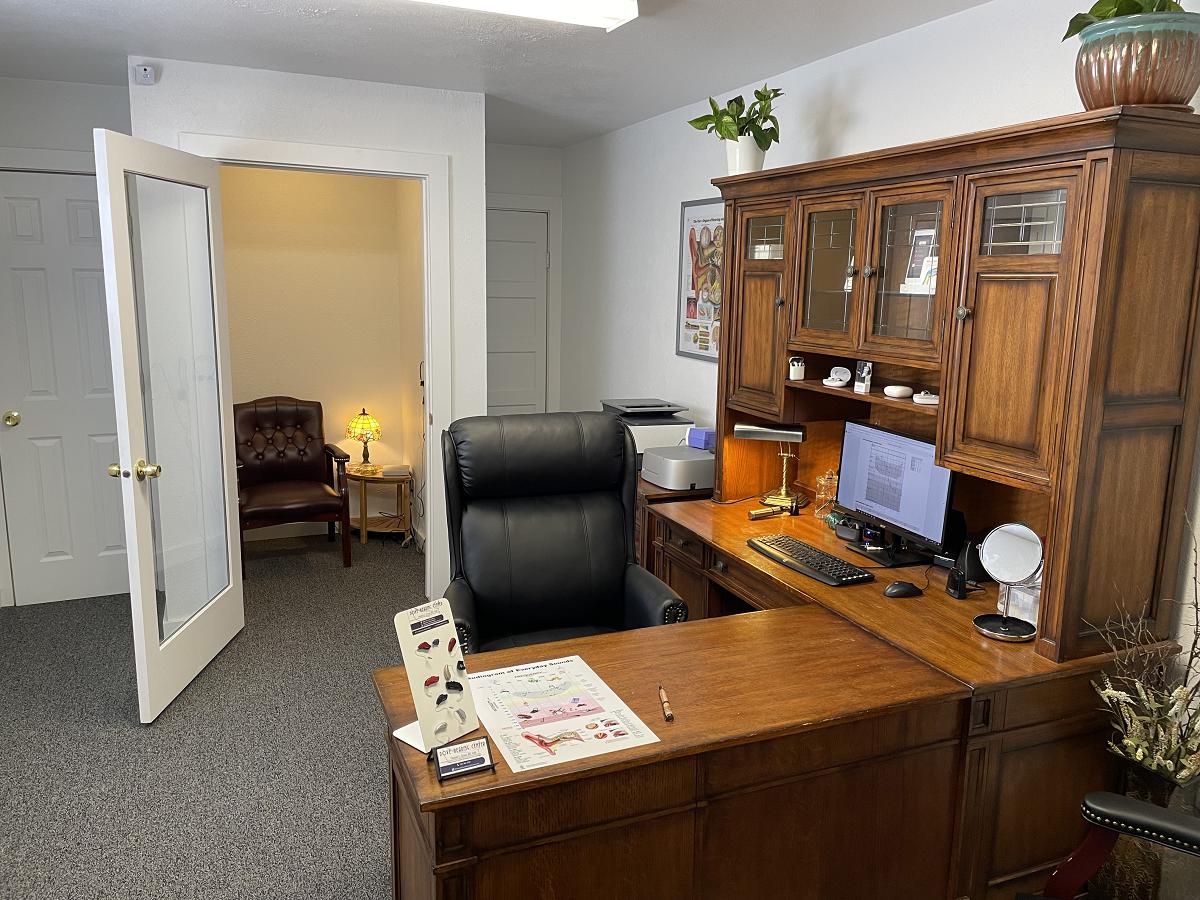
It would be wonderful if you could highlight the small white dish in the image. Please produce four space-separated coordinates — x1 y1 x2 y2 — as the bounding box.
823 377 850 388
913 391 940 406
883 385 913 399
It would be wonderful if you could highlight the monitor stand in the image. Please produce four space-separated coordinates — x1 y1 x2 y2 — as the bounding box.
845 535 930 568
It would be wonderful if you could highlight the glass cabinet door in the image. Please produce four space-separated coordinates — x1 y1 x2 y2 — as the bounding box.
790 198 863 351
860 183 955 364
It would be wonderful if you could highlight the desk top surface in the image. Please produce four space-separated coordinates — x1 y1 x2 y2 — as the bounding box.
654 498 1111 691
373 605 967 811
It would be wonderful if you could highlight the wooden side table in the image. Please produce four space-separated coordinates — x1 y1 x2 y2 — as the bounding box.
345 464 413 545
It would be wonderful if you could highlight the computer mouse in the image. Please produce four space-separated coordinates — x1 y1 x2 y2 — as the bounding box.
884 580 922 598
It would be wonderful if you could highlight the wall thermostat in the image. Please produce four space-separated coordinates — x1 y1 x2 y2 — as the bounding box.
132 64 158 86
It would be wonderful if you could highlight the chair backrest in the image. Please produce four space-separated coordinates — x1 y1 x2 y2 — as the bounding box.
442 411 636 639
233 396 328 488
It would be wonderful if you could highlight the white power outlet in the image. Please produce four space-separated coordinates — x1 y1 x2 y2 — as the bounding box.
132 64 158 86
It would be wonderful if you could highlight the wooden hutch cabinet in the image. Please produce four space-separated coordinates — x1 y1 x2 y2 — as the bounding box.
713 107 1200 663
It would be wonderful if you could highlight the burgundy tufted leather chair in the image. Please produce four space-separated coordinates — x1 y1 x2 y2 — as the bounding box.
233 396 351 571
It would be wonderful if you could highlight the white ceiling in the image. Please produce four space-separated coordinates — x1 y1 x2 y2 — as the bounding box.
0 0 990 146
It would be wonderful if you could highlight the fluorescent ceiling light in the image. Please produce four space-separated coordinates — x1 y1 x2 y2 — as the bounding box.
407 0 638 31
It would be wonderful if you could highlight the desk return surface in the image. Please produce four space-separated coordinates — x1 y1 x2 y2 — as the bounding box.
374 606 970 900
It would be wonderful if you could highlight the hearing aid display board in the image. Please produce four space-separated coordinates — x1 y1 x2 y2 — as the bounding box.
392 600 479 752
466 655 659 774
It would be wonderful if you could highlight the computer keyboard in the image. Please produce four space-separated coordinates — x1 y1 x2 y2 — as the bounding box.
747 533 875 587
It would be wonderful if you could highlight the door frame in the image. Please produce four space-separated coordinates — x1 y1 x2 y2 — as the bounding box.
486 193 562 413
179 134 452 599
0 152 100 608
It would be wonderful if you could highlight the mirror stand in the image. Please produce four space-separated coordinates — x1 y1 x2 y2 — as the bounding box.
973 584 1037 643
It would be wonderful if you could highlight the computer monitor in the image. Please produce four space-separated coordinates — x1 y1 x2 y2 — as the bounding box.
835 422 954 564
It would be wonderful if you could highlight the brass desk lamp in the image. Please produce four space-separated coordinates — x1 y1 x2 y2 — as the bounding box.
732 422 808 510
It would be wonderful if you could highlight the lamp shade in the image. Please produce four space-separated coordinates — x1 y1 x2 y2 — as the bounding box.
346 408 382 443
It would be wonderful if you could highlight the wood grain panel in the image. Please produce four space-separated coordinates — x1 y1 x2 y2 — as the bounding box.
989 727 1118 879
1078 427 1175 625
960 273 1055 453
475 809 695 900
467 757 696 852
699 744 959 900
660 552 708 620
735 271 782 396
1105 180 1200 401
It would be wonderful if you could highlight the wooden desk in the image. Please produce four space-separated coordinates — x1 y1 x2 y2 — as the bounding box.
374 606 970 900
647 498 1120 899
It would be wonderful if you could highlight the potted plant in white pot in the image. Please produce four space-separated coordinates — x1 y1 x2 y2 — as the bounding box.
688 85 783 176
1065 1 1200 110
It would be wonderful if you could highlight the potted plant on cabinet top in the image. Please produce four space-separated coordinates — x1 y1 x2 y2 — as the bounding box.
688 85 783 176
1065 1 1200 110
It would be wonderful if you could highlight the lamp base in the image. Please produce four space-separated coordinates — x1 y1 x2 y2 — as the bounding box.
973 613 1037 643
760 490 809 509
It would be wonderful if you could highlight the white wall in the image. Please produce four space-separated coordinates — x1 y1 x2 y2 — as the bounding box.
560 0 1086 426
487 143 563 197
128 58 487 596
0 76 130 156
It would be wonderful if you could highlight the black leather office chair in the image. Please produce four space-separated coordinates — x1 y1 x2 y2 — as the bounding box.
1019 791 1200 899
441 411 688 653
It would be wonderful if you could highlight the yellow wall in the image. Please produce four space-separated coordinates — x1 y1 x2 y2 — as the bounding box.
219 166 425 540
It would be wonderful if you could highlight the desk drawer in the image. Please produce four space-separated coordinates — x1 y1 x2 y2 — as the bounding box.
662 521 705 565
708 549 803 610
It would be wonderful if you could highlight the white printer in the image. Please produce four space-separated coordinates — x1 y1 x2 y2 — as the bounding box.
640 445 715 491
601 399 694 458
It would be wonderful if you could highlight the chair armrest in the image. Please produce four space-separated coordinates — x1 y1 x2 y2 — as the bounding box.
323 443 349 492
623 564 688 629
443 577 480 655
1083 791 1200 856
323 443 350 463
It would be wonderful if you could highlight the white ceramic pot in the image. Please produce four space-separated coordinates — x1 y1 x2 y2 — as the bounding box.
725 135 766 176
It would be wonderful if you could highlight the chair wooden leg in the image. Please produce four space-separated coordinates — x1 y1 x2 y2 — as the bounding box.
341 508 352 567
1041 824 1119 899
328 522 336 542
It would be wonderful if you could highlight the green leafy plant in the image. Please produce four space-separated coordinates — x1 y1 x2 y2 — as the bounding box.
687 85 783 151
1064 0 1186 41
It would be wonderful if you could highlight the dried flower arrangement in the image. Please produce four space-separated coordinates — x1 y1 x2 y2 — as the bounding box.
1093 537 1200 787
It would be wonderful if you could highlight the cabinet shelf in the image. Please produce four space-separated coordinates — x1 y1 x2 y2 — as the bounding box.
784 378 939 417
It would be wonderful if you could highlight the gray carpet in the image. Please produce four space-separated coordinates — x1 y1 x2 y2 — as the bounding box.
0 536 426 900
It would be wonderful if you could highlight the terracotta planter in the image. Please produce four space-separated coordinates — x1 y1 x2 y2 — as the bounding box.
1076 12 1200 110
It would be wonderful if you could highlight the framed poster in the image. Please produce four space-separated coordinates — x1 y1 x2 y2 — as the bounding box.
676 198 725 362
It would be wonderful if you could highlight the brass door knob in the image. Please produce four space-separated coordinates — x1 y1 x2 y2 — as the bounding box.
955 306 972 321
862 265 877 278
2 410 19 427
107 463 123 478
135 459 162 481
844 264 858 277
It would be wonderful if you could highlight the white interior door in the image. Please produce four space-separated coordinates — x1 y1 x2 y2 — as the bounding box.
486 209 548 415
0 171 128 605
94 129 243 723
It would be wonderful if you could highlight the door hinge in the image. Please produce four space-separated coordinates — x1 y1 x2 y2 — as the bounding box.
546 251 551 271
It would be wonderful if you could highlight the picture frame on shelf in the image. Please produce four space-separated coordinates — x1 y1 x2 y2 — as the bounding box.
676 197 725 362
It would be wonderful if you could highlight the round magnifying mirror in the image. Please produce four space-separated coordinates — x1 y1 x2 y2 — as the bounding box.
978 523 1042 586
973 523 1042 643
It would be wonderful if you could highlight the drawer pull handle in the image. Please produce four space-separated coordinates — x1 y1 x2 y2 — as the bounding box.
712 561 728 574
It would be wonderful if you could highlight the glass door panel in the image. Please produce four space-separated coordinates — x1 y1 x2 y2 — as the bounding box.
125 174 230 642
795 204 860 347
870 199 943 343
95 129 243 723
980 189 1067 256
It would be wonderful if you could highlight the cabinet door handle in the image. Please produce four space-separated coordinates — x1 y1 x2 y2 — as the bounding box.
955 306 972 321
711 560 728 574
862 265 877 278
844 264 858 278
674 537 693 548
774 296 785 308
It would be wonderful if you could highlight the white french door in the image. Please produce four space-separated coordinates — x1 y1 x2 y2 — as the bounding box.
94 129 244 723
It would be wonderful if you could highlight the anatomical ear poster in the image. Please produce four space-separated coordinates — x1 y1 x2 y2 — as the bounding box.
676 197 725 362
468 655 659 774
393 600 479 752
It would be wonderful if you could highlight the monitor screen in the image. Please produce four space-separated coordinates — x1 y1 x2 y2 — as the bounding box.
836 422 953 547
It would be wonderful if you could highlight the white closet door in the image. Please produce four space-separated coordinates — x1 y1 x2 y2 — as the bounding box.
486 209 548 415
0 171 128 605
95 129 243 723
